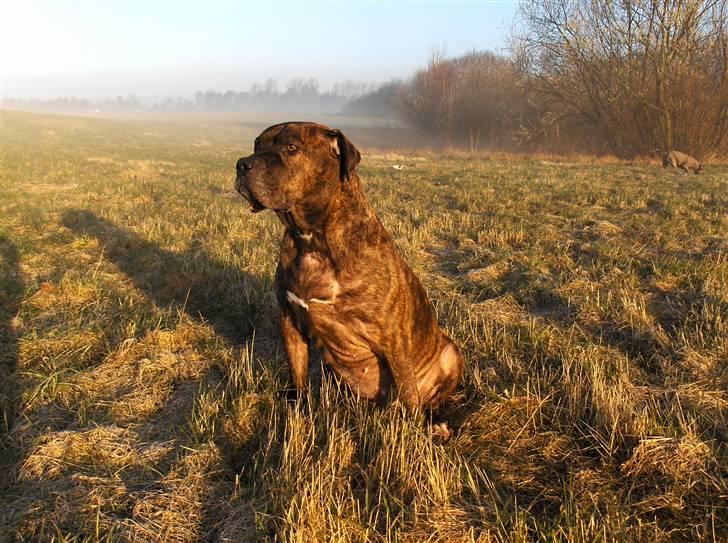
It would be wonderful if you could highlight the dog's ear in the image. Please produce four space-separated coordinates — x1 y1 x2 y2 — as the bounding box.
328 129 361 181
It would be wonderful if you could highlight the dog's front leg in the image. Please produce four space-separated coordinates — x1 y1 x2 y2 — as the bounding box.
280 309 309 393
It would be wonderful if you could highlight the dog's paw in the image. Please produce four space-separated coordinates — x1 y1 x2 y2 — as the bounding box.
429 421 454 441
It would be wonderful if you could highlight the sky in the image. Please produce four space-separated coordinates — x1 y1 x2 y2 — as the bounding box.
2 0 519 100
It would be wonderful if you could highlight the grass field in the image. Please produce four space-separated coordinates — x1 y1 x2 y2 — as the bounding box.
1 110 727 542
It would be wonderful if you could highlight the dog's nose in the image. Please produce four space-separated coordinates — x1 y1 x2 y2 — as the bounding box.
236 158 253 172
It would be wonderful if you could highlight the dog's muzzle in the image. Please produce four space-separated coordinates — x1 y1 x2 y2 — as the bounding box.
235 158 266 213
236 180 266 213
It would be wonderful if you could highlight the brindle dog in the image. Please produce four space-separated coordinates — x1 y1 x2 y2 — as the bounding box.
235 122 463 410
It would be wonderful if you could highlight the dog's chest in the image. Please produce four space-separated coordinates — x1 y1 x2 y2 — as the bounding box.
284 251 341 312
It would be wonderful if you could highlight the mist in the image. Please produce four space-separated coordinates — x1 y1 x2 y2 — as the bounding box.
2 1 516 108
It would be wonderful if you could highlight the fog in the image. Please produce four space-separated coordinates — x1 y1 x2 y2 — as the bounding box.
2 1 517 115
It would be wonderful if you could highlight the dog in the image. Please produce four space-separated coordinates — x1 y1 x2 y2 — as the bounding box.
235 122 463 411
662 150 703 173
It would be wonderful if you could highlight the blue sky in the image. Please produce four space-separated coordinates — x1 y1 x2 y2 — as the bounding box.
2 1 519 99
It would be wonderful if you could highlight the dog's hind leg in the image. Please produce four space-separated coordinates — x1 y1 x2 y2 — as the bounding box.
417 340 464 409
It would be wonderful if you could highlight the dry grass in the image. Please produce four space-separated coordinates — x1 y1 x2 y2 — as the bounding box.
1 110 727 542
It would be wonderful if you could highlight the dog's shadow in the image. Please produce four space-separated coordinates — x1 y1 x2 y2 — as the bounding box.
1 235 23 463
61 209 271 346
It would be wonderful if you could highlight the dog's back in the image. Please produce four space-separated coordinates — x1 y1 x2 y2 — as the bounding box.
663 150 703 173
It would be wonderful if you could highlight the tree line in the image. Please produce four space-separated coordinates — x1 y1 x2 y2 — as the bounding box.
395 0 728 157
193 79 379 114
5 79 378 116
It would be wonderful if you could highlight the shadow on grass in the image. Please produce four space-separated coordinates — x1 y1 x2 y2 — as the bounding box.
59 209 282 537
2 212 278 540
0 235 23 472
61 209 269 346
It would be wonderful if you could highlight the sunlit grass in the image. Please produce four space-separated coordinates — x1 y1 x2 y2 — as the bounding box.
1 110 727 542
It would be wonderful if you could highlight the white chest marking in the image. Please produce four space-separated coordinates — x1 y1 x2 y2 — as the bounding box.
286 291 309 310
309 297 335 305
286 291 337 311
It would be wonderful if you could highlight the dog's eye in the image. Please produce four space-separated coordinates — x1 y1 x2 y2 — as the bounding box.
285 144 297 152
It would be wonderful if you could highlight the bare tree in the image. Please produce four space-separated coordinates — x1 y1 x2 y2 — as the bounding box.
453 51 517 150
514 0 728 157
397 50 458 144
398 50 530 149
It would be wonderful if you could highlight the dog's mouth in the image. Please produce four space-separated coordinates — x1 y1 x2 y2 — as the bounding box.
237 186 266 213
247 195 266 213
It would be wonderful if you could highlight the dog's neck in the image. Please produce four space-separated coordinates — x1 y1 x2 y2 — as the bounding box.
280 174 389 263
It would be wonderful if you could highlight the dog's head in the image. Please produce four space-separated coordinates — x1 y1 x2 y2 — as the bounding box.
235 122 361 216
